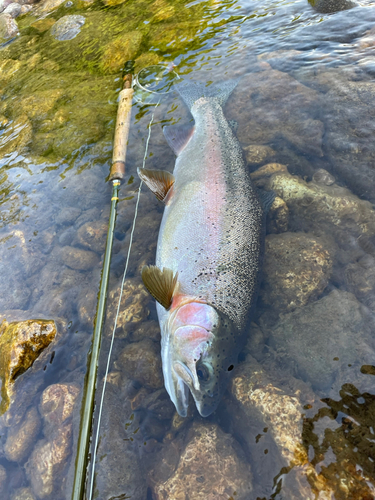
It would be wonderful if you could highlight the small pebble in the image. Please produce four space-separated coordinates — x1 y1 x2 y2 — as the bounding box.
3 2 21 17
20 4 33 13
312 168 335 186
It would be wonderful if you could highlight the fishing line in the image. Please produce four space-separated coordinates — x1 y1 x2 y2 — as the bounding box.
87 97 161 500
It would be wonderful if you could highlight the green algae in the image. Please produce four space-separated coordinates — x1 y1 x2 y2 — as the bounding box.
0 0 241 165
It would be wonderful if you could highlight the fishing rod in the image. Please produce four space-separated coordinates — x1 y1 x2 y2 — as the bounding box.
71 60 135 500
72 61 179 500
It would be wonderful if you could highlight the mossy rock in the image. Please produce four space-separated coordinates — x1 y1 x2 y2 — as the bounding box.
38 11 142 74
12 90 64 121
0 319 57 415
0 115 32 159
30 74 117 159
100 30 143 74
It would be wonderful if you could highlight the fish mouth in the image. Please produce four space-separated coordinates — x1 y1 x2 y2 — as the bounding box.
195 396 219 417
175 377 189 417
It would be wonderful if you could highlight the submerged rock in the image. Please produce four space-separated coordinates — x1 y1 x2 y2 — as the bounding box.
26 421 72 499
0 115 32 159
243 144 276 167
115 339 163 389
33 0 66 15
229 358 336 498
4 406 42 463
267 196 289 233
344 255 375 310
50 15 85 41
76 220 107 253
153 422 253 500
3 2 21 18
100 31 143 74
61 245 99 270
312 168 335 186
25 384 80 499
226 70 323 157
0 465 6 493
253 165 375 239
308 0 356 13
39 383 80 436
261 232 332 312
0 319 56 415
10 488 36 500
91 383 147 500
14 90 63 121
268 289 375 390
321 77 375 203
0 12 18 39
105 278 151 339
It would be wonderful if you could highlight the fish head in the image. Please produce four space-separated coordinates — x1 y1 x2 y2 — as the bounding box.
162 301 238 417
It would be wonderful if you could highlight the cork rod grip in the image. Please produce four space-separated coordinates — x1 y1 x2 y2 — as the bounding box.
109 87 134 181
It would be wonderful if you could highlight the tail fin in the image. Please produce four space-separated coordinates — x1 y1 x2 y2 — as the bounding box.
176 79 239 111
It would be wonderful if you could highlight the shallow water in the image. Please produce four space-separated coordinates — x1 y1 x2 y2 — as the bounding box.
1 0 375 498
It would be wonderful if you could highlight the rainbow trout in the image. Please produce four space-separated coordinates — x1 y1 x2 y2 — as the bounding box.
139 80 273 417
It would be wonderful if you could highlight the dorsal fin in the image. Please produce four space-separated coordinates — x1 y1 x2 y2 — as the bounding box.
141 265 178 310
138 168 175 202
163 124 195 156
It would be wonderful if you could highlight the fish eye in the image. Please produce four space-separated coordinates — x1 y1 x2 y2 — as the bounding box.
227 364 234 372
197 363 210 382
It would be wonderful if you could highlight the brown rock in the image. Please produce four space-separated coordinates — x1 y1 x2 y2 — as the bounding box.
229 358 328 498
312 168 335 186
33 0 65 15
39 383 80 436
0 319 56 415
61 245 99 270
105 278 151 339
261 232 332 312
153 422 253 500
26 421 72 499
231 361 308 466
255 166 375 239
226 70 323 156
243 144 276 167
250 162 288 180
267 196 289 233
131 319 161 342
115 339 163 389
4 406 42 462
77 289 97 327
76 220 107 253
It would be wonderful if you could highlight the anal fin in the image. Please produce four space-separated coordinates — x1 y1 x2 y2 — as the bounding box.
141 265 178 310
138 168 175 202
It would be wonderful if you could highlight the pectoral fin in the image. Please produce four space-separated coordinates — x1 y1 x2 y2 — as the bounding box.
138 168 175 202
141 265 178 310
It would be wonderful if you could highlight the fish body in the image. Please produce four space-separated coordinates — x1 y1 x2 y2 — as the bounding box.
140 80 269 417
